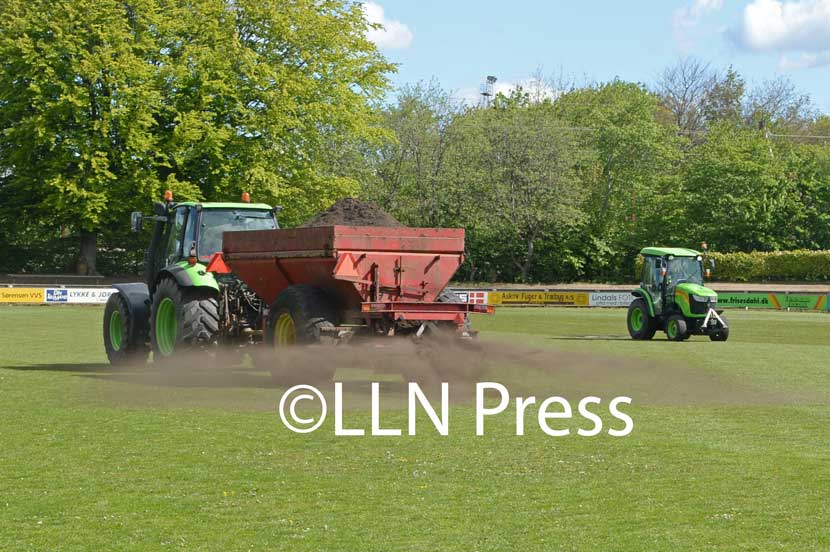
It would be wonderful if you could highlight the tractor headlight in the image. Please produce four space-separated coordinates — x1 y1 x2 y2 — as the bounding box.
692 294 714 303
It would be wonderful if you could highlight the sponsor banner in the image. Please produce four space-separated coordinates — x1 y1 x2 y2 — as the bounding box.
782 294 827 310
487 291 590 306
1 287 116 304
449 289 829 311
589 291 633 308
717 292 827 310
7 285 827 310
0 287 45 303
59 287 117 304
715 292 773 309
45 288 68 303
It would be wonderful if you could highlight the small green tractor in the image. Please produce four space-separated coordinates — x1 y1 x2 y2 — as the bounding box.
627 246 729 342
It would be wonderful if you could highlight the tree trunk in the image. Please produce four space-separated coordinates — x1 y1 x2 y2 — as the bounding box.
76 230 98 275
520 237 535 283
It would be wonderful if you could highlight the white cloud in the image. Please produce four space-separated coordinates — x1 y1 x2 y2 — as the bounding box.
741 0 830 50
363 2 413 50
673 0 725 51
739 0 830 69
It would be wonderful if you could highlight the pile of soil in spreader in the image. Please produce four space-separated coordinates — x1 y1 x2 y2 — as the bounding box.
300 198 403 227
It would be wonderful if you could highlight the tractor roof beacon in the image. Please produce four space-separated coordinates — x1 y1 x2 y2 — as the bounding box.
628 244 729 342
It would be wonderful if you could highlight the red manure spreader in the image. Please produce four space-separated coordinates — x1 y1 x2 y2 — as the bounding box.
218 225 493 346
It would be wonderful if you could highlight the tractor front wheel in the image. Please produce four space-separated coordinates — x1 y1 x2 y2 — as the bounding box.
710 314 730 341
103 292 148 365
149 278 220 360
627 298 657 340
665 314 688 342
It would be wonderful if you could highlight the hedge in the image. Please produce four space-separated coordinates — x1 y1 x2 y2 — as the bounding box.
634 250 830 282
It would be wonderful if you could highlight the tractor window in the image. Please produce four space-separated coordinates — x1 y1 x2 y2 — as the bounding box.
667 257 703 286
641 257 657 288
198 209 277 259
182 207 197 257
165 207 187 266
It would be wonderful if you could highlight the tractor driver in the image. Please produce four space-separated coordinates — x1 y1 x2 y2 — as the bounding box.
667 257 700 286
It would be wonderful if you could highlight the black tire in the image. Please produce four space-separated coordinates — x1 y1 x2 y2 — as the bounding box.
710 314 730 341
266 285 339 384
149 277 220 359
627 298 657 340
103 292 148 365
665 313 688 342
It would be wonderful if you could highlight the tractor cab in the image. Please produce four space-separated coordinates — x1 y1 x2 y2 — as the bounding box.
131 195 278 293
628 246 729 342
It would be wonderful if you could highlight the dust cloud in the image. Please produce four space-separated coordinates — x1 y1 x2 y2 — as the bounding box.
77 335 786 410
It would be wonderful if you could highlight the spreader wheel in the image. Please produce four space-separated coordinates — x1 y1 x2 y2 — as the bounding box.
266 285 340 384
665 314 688 342
627 298 657 340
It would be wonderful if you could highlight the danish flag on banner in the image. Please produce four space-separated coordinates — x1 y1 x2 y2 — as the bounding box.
468 291 488 304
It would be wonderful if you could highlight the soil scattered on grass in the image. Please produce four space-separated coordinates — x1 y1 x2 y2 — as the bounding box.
76 336 792 412
300 198 403 228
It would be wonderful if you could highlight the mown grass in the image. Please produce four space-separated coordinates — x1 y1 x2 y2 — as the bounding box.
0 305 828 551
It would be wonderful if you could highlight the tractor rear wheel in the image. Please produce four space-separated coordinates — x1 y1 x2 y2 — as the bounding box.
149 277 220 360
627 298 657 340
266 285 340 384
665 314 688 342
103 292 148 365
710 314 730 341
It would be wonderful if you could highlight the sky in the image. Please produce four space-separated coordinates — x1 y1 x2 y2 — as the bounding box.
362 0 830 113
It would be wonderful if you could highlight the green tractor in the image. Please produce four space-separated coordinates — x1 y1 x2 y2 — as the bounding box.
102 191 279 364
627 246 729 342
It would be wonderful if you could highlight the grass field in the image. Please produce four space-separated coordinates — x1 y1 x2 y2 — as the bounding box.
1 305 829 550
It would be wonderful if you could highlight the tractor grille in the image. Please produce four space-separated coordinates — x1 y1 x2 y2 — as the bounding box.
690 297 712 314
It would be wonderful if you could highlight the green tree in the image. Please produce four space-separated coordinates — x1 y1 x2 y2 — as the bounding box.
0 0 392 273
0 0 161 274
365 81 461 226
151 0 393 226
475 91 585 282
701 67 745 126
681 123 798 251
365 85 587 282
780 142 830 249
555 81 681 278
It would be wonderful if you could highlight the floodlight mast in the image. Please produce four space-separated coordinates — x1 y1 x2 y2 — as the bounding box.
479 75 497 108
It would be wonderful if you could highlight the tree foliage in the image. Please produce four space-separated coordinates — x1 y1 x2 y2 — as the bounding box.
3 20 830 284
0 0 392 273
365 70 830 283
